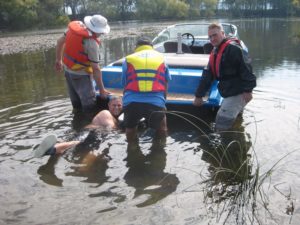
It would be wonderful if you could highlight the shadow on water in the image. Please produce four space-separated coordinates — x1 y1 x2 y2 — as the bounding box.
124 137 180 207
37 130 114 187
64 131 111 185
36 125 181 209
37 155 63 186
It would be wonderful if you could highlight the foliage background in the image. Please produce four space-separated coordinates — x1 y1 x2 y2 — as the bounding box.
1 0 300 31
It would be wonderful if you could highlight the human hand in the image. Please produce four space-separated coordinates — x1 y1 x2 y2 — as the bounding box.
243 92 253 103
55 60 63 72
99 89 111 99
193 97 204 107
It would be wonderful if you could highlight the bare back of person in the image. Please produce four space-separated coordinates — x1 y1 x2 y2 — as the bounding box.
87 109 118 130
34 96 123 158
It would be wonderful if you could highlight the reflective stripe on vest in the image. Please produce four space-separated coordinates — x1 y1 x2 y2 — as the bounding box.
209 38 240 78
125 46 166 92
63 21 100 74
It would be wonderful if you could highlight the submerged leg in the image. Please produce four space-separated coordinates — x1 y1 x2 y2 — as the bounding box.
54 141 80 154
215 94 246 131
126 127 139 143
34 134 80 158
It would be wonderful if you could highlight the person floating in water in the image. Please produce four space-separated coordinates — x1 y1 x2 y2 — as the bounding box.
34 95 123 158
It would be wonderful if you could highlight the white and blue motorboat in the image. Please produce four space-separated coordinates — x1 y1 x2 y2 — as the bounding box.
100 23 247 111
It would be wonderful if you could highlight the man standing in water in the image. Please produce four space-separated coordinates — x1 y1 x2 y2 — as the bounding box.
34 96 123 158
55 14 111 112
122 37 171 143
193 23 256 130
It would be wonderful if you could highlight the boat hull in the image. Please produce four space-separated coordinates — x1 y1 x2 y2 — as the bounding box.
100 66 222 107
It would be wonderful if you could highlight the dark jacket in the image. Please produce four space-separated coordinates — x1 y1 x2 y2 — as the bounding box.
195 39 256 98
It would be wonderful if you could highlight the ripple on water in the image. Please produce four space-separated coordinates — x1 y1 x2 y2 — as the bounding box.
0 98 73 157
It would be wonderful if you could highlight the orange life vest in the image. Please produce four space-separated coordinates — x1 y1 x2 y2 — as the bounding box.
209 38 240 78
124 45 167 92
63 21 100 74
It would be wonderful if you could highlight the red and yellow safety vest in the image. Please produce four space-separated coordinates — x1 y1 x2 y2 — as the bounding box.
209 38 240 78
124 45 167 92
63 21 100 74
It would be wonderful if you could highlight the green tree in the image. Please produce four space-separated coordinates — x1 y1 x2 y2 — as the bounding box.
83 0 135 20
165 0 189 18
117 0 135 20
64 0 79 16
37 0 68 27
200 0 218 17
182 0 218 18
221 0 300 16
0 0 38 29
136 0 189 19
292 0 300 7
183 0 201 17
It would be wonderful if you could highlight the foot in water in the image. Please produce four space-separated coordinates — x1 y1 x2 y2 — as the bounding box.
34 134 57 158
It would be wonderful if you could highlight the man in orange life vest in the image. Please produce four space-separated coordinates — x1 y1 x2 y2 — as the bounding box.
122 37 171 143
193 23 256 131
55 15 110 112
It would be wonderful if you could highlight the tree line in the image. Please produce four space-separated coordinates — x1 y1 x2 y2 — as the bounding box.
1 0 300 31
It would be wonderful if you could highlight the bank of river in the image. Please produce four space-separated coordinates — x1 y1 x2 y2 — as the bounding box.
0 22 170 55
0 32 62 55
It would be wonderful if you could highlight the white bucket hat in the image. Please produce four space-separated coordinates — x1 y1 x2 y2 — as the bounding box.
84 15 110 34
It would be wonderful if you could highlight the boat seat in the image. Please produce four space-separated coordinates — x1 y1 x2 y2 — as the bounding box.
164 41 192 53
203 42 213 54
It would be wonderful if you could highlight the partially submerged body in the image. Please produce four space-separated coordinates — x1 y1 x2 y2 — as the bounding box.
34 96 122 158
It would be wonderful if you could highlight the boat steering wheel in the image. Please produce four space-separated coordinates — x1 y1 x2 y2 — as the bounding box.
181 33 195 47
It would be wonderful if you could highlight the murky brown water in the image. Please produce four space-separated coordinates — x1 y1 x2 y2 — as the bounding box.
1 18 300 225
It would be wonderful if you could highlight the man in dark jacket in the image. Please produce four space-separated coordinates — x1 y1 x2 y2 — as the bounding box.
193 23 256 130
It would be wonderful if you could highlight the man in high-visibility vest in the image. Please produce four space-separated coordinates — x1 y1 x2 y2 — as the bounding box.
55 14 110 112
122 37 171 143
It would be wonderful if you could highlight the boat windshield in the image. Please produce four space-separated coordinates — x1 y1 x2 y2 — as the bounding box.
152 23 237 45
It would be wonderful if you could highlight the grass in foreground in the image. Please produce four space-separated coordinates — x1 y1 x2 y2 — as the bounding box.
166 110 297 225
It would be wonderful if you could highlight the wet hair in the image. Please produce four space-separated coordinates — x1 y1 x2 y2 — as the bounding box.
208 23 224 32
108 95 123 118
136 37 153 47
108 95 122 103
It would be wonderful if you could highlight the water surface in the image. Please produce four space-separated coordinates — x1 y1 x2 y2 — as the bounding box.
1 18 300 225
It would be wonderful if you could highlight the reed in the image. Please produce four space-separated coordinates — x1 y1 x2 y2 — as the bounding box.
164 110 297 225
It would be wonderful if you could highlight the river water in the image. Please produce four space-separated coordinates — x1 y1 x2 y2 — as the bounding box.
0 18 300 225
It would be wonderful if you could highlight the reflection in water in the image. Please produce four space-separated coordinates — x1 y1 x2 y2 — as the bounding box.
0 49 68 109
64 131 111 185
124 137 179 207
201 131 252 184
198 116 255 223
37 155 63 187
37 130 114 187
